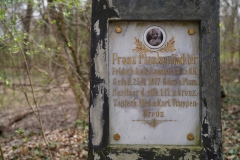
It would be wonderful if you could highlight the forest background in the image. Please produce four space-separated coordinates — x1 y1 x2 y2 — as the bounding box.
0 0 239 159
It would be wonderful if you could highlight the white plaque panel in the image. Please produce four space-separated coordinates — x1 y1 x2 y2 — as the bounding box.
109 22 200 145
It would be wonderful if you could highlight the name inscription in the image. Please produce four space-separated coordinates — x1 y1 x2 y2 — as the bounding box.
111 52 199 121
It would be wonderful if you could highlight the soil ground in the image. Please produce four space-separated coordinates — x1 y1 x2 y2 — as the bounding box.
0 89 89 159
0 91 79 136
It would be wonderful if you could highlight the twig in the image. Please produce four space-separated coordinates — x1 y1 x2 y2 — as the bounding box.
2 23 54 160
233 110 240 114
18 39 54 160
0 138 5 160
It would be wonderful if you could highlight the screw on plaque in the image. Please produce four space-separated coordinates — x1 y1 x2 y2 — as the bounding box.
187 133 194 141
113 133 120 140
115 26 122 33
188 28 195 35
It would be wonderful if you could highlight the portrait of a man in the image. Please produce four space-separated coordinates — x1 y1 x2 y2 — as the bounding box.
146 28 163 46
144 26 165 49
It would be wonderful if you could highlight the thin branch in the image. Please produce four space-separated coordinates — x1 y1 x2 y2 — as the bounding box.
27 35 64 68
0 138 5 160
2 22 54 160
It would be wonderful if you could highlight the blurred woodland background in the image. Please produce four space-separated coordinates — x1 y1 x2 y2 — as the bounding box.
0 0 238 159
220 0 240 159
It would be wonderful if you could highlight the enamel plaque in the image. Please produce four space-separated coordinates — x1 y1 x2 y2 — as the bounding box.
109 21 200 145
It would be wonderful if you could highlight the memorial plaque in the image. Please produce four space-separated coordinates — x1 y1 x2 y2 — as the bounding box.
89 1 221 159
109 22 200 145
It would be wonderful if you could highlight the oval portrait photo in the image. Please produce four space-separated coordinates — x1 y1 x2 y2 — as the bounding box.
144 26 166 49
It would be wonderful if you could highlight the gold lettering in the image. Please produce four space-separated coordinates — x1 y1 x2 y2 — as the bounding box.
158 55 169 64
135 67 148 75
148 78 161 85
161 78 198 85
158 99 171 106
182 78 198 85
159 88 171 96
143 110 164 118
183 67 198 75
163 78 177 85
113 99 117 107
139 99 170 107
117 78 132 85
113 88 139 96
114 99 137 107
172 90 177 96
141 88 145 96
174 68 180 74
146 88 158 96
172 99 198 108
133 78 147 85
151 68 167 75
112 53 136 65
177 89 197 96
138 53 171 65
149 56 157 64
171 54 187 65
113 78 116 85
188 54 198 64
178 79 182 85
138 53 146 64
112 67 134 75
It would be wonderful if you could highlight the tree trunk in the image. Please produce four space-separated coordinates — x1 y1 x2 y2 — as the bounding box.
22 0 33 82
46 0 90 120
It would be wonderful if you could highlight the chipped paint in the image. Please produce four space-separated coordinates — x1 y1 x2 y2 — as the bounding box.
108 153 140 160
107 0 119 16
94 41 107 81
155 147 170 156
90 85 105 146
94 153 101 160
107 145 202 160
108 0 113 7
183 152 200 160
94 20 100 36
203 134 208 137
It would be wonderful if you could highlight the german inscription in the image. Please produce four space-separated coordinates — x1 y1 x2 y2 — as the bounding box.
109 22 200 145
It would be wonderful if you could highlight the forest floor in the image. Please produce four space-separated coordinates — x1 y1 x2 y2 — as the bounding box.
221 83 240 159
0 89 88 160
222 102 240 159
0 86 239 159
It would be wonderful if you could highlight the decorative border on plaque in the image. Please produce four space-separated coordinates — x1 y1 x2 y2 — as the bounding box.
132 37 176 54
133 119 177 128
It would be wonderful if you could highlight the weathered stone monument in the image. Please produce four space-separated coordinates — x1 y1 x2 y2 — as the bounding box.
89 0 221 159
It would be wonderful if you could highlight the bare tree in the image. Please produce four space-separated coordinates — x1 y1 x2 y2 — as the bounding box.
46 0 91 119
220 0 240 64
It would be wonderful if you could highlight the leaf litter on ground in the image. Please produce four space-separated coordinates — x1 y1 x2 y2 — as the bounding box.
1 126 88 160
